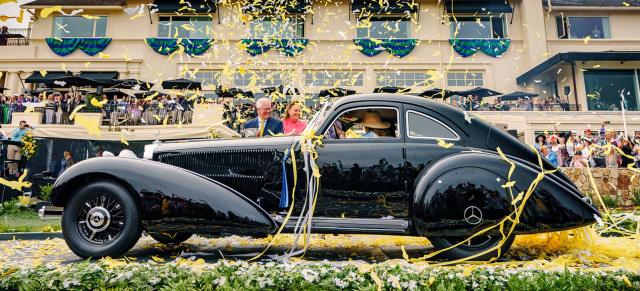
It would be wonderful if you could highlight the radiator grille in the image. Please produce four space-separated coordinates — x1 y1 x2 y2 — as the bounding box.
157 149 278 170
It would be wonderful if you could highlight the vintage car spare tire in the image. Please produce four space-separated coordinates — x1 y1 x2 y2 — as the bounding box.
61 181 143 259
149 232 193 244
429 234 515 261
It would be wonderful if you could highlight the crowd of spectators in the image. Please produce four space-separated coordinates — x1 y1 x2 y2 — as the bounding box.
0 91 197 125
450 95 573 112
534 122 640 168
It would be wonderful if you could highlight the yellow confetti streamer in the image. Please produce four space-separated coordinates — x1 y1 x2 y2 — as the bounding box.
584 36 591 44
0 170 32 191
90 98 108 108
74 115 102 137
84 62 90 68
69 104 85 121
39 70 47 77
121 132 129 146
40 6 62 18
437 139 454 148
370 270 382 291
82 15 101 19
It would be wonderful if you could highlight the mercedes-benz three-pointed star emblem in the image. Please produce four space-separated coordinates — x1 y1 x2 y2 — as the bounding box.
464 206 482 225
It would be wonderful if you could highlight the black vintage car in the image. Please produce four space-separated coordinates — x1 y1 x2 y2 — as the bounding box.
43 94 599 260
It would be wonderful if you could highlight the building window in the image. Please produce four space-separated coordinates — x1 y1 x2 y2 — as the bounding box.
52 16 108 38
192 71 221 88
305 71 364 87
557 16 610 39
234 71 292 87
584 70 638 111
158 16 210 38
376 72 429 87
450 16 506 39
446 72 483 87
357 16 410 39
251 15 304 39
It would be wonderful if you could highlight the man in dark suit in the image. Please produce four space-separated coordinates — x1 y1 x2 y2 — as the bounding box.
244 98 283 137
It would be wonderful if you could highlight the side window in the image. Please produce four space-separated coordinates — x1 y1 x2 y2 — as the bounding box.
406 111 458 140
324 108 399 139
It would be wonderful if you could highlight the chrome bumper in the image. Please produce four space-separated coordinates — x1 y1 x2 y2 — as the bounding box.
38 206 64 219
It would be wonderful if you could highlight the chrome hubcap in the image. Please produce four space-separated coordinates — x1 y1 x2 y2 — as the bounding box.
86 207 110 232
77 195 124 244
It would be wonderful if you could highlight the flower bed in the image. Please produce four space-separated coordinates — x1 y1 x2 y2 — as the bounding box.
1 259 639 290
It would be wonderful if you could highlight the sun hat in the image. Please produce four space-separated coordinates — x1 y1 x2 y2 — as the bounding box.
357 110 391 129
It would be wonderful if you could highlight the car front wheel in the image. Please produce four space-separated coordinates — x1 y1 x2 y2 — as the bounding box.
428 234 515 261
61 181 142 259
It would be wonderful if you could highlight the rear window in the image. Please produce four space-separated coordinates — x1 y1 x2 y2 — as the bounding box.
406 111 458 140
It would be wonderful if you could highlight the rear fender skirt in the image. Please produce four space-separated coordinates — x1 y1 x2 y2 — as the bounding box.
412 152 600 237
52 157 276 235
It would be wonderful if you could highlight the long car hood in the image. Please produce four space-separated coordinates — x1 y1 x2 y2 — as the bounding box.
152 135 299 159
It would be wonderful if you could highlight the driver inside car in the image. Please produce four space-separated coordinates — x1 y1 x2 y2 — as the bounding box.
325 109 396 139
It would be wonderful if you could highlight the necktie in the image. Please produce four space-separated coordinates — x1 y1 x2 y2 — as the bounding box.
259 120 265 137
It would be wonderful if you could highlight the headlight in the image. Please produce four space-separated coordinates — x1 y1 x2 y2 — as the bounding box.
143 143 159 160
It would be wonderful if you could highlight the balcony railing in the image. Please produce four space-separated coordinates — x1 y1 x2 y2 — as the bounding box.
32 104 194 126
472 104 582 112
0 28 31 46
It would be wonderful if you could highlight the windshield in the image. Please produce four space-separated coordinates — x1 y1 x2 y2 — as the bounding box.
304 101 332 135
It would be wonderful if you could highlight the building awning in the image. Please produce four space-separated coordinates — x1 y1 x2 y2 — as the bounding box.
24 72 71 84
516 52 640 84
351 0 419 14
154 0 217 13
444 1 513 14
242 1 311 14
80 72 119 86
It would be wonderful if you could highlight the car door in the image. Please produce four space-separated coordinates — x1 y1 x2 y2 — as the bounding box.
313 103 408 219
403 105 467 192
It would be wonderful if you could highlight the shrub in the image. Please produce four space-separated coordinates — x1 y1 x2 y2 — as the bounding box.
602 194 621 209
39 183 53 202
632 188 640 207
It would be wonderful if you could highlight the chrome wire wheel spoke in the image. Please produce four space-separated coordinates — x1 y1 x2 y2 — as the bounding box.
77 195 125 245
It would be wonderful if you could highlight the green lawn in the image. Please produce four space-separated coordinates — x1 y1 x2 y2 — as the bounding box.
0 211 61 233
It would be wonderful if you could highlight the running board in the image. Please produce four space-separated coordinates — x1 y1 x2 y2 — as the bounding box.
275 216 410 235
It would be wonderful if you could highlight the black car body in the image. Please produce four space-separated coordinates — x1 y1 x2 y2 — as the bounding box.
48 94 600 260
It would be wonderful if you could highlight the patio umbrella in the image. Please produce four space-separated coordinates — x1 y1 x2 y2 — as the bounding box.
161 78 201 90
53 74 106 87
373 86 411 93
318 87 356 97
29 88 57 95
458 87 502 98
112 79 155 91
134 90 163 98
89 89 130 98
500 91 539 101
419 88 459 99
216 86 249 98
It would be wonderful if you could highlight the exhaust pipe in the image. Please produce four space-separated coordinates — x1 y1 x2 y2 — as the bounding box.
38 206 63 219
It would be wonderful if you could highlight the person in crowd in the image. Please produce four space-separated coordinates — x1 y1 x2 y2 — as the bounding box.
58 151 74 177
619 136 635 168
570 149 588 168
566 131 577 159
525 99 533 111
540 145 558 167
243 98 284 137
582 137 596 167
281 101 307 135
534 134 548 152
8 121 35 175
603 144 619 168
96 148 104 157
0 125 7 140
548 136 564 167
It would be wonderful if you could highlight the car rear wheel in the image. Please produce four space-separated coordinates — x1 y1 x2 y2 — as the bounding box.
429 234 515 261
148 232 192 244
61 181 142 259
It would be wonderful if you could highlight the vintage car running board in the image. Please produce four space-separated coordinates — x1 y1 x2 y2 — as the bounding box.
276 216 410 235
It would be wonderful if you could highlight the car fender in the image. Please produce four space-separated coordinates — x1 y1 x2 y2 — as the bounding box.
52 157 277 235
411 152 599 237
